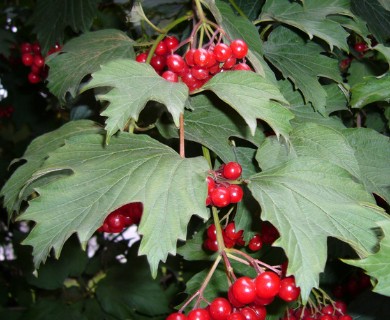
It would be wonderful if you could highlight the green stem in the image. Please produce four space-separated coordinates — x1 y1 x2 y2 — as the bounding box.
202 146 212 169
179 255 222 311
228 0 247 19
212 206 226 252
195 0 206 21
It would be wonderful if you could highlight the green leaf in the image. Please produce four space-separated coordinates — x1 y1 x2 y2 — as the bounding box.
343 220 390 296
0 29 15 57
82 59 189 142
351 0 390 43
260 0 354 51
263 26 342 113
30 0 100 53
158 94 264 163
235 0 265 20
46 29 136 103
350 74 390 109
373 44 390 70
206 0 274 79
342 128 390 203
200 71 293 139
18 132 209 277
248 157 387 301
279 80 346 129
0 120 101 217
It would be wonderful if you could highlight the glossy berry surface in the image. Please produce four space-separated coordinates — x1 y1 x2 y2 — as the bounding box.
228 185 243 203
210 186 231 207
209 297 232 320
222 162 242 180
278 276 300 302
231 276 256 304
354 42 367 53
224 222 243 240
167 54 187 73
230 39 248 59
166 312 188 320
187 308 210 320
254 272 281 299
213 43 232 62
248 234 263 252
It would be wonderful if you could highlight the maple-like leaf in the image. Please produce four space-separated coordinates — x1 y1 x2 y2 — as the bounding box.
350 74 390 109
30 0 100 53
344 220 390 296
259 0 355 51
200 71 293 139
248 156 387 301
18 132 209 277
263 26 342 113
46 29 136 103
82 59 189 142
0 120 102 218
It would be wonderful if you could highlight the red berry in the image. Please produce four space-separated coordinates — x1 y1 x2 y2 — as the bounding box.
22 53 34 66
227 313 245 320
162 70 179 82
204 238 218 252
278 276 300 302
191 66 209 80
321 305 334 315
33 55 45 68
193 48 211 67
32 42 41 54
209 297 232 320
248 234 263 252
207 176 216 193
185 49 196 66
210 186 231 207
187 308 210 320
136 52 148 63
223 231 236 248
232 63 251 71
254 272 281 299
164 36 179 51
150 54 166 72
167 54 187 73
230 39 248 59
231 276 256 305
223 56 237 69
319 316 334 320
207 224 217 240
155 40 168 56
228 185 243 203
354 42 367 53
249 305 266 320
334 300 347 315
338 316 352 320
106 212 126 232
239 307 259 320
166 312 187 320
20 42 32 53
213 43 232 62
222 162 242 180
253 296 274 306
228 286 245 308
224 222 243 241
181 71 203 91
28 72 41 84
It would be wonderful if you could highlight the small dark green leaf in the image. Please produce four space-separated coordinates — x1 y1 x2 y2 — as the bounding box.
263 26 342 113
47 29 135 103
201 71 293 138
350 74 390 109
83 59 189 142
30 0 100 53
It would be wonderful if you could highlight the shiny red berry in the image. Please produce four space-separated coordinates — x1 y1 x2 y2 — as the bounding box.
162 70 179 82
213 43 232 62
187 308 210 320
228 185 243 203
22 53 34 66
167 54 187 73
210 186 231 207
136 52 148 63
248 234 263 252
231 276 256 305
254 271 281 299
164 36 179 51
166 312 187 320
278 276 300 302
222 162 242 180
230 39 248 59
209 297 232 320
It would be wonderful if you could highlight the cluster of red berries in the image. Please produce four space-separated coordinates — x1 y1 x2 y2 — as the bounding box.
206 162 243 208
339 41 369 71
204 221 280 253
136 36 251 91
20 42 61 84
281 301 352 320
167 272 300 320
97 202 143 233
0 105 14 119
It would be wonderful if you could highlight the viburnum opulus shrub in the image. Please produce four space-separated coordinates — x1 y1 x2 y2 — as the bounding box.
0 0 390 319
